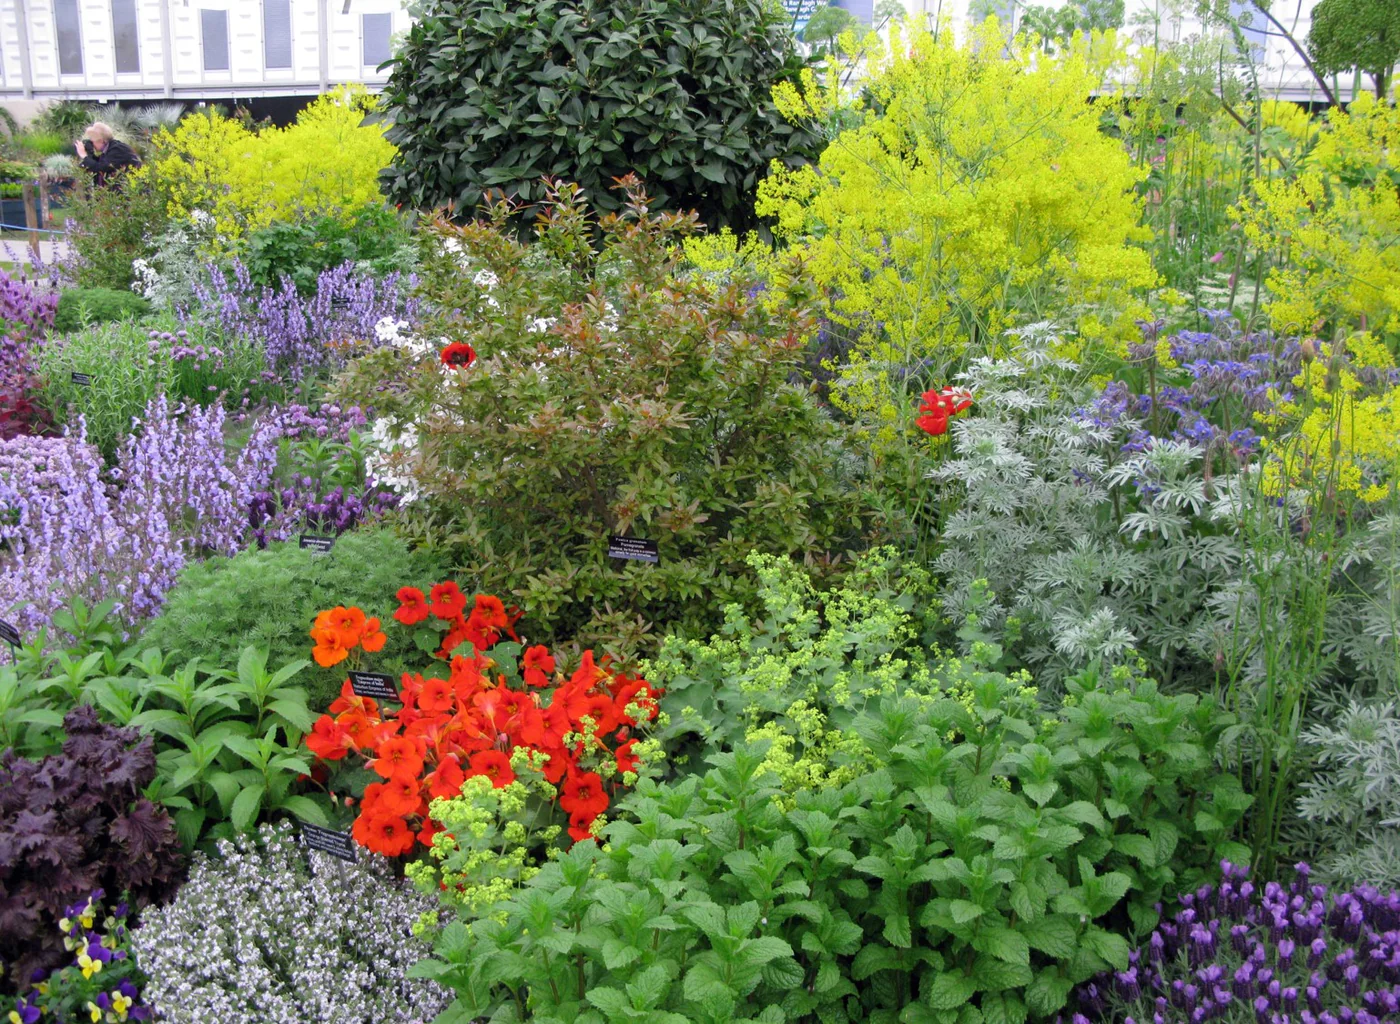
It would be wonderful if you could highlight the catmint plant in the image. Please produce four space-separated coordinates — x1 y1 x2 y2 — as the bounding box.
132 822 450 1024
187 260 419 375
1067 862 1400 1024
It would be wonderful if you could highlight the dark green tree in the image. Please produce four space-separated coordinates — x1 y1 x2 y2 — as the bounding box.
1308 0 1400 100
378 0 822 231
801 4 861 54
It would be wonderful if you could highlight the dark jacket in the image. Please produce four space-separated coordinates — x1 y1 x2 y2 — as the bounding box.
78 139 142 188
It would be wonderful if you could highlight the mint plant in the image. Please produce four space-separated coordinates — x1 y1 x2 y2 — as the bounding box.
414 665 1249 1023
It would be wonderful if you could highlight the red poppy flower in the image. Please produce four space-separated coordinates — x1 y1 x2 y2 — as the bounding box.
394 587 431 625
372 736 425 780
560 770 609 819
427 756 466 800
522 645 555 687
306 715 353 761
468 749 516 788
916 386 973 436
440 342 477 368
429 582 468 621
353 813 416 857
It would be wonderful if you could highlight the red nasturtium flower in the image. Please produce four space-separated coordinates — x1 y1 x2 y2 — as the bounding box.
915 386 974 437
440 342 477 368
522 645 555 687
394 586 431 625
304 585 664 857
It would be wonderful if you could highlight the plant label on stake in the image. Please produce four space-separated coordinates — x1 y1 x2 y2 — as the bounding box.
348 671 398 702
607 535 660 564
299 822 357 863
70 371 94 387
0 619 19 649
299 534 335 555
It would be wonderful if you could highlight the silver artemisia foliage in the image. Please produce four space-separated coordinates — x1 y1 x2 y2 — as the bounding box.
132 821 450 1024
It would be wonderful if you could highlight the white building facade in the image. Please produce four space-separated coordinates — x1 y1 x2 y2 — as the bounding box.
0 0 413 101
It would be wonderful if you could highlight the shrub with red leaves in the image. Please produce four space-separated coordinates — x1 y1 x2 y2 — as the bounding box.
0 706 184 995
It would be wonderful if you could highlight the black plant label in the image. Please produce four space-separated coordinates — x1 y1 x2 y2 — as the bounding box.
300 822 357 862
348 671 398 702
607 535 660 564
299 534 335 555
0 619 19 648
70 372 94 387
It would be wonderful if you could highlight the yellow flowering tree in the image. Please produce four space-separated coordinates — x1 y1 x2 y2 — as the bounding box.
755 19 1156 427
140 86 396 250
1236 92 1400 351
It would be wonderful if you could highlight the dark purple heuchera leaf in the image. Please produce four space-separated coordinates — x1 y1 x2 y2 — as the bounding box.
0 706 184 996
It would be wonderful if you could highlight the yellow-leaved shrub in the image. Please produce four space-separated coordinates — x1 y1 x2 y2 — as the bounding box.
755 19 1156 431
139 86 395 249
1236 92 1400 351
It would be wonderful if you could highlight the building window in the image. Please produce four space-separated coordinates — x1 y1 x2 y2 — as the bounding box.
362 12 392 68
200 8 229 71
112 0 140 73
54 0 84 75
264 0 292 69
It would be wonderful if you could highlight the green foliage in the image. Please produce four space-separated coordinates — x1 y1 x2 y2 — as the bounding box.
414 669 1248 1024
652 548 940 787
379 0 822 231
242 203 415 294
139 527 451 711
0 599 326 850
1307 0 1400 100
1016 0 1125 52
801 5 862 55
35 314 265 459
338 181 865 660
51 287 150 333
62 172 169 291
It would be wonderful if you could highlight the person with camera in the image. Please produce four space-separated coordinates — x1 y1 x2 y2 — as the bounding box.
74 122 142 188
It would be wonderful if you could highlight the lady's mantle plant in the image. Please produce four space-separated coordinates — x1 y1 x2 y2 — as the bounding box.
131 821 449 1024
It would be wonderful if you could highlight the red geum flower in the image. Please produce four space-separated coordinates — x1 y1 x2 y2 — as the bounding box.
467 749 516 789
371 736 425 780
559 770 609 819
353 813 416 857
440 342 477 368
394 586 431 625
429 581 468 620
522 645 555 687
306 715 353 761
427 755 466 800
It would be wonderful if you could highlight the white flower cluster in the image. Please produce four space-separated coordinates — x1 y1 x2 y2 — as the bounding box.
366 416 422 502
373 316 439 360
130 257 161 300
132 822 449 1024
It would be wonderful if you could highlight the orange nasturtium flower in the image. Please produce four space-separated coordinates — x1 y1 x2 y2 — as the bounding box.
310 605 386 667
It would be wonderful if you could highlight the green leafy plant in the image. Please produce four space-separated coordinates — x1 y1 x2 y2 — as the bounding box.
139 526 451 711
379 0 822 231
338 180 865 659
242 203 415 294
415 665 1248 1024
51 287 150 333
61 172 169 291
34 313 266 459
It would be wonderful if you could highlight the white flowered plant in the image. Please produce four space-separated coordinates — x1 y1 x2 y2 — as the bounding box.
132 822 448 1024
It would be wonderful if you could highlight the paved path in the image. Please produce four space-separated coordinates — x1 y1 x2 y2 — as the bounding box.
1 238 71 273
